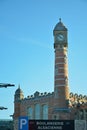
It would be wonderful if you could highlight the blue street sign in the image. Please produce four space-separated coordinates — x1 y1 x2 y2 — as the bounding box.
19 116 29 130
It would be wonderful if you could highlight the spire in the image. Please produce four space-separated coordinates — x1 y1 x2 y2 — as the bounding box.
18 84 20 89
15 84 24 101
15 84 23 96
59 18 61 22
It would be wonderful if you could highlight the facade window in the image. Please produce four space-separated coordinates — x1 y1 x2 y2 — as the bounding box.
54 115 57 120
80 110 84 119
42 104 48 119
85 109 87 120
27 107 33 119
54 87 58 98
53 114 59 120
35 104 40 119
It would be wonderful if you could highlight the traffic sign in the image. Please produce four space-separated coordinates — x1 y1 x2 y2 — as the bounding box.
19 116 28 130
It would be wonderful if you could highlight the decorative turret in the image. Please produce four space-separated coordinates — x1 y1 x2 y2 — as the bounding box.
14 85 24 119
14 85 24 101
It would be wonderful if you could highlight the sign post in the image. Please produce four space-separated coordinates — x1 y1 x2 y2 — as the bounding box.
18 118 87 130
29 120 74 130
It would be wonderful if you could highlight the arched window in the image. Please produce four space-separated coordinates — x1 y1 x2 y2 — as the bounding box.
35 104 40 119
27 107 33 119
42 104 48 119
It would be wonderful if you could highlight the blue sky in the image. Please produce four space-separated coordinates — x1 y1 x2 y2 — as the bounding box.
0 0 87 119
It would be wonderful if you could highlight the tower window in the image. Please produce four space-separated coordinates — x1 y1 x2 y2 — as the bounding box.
64 55 67 64
65 76 68 86
55 65 58 75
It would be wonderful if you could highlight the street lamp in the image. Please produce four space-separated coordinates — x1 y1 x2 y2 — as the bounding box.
0 83 15 88
0 83 15 110
0 106 8 110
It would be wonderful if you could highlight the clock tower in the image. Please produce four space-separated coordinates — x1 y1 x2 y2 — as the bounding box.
53 19 70 118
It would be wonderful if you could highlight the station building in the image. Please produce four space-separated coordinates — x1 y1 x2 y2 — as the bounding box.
13 19 87 130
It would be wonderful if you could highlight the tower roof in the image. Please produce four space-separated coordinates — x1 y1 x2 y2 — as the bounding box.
15 84 23 95
54 18 67 31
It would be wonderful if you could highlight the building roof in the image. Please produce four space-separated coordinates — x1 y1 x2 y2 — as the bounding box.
54 18 67 31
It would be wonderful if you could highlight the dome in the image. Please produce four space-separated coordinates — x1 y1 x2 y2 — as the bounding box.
54 18 67 31
14 85 24 100
15 85 23 95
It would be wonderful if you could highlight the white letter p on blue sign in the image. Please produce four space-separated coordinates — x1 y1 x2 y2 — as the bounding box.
19 116 28 130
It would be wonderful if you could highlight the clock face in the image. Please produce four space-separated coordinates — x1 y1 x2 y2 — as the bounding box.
57 34 64 41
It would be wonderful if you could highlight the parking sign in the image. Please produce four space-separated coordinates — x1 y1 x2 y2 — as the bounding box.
19 116 28 130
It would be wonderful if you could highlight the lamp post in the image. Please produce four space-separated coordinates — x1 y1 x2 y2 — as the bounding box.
0 83 15 110
0 83 15 88
0 106 8 110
